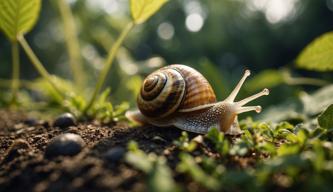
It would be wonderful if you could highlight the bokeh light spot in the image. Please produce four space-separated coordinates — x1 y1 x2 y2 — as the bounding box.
185 13 204 32
246 0 299 24
157 22 175 40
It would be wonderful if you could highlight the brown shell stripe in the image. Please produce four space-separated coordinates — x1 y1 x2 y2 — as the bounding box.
168 65 216 110
141 73 167 100
138 69 185 118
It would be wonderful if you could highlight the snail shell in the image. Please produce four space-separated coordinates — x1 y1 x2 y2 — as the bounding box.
137 65 216 118
127 64 269 135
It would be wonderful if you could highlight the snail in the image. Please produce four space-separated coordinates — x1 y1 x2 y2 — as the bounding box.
126 64 269 135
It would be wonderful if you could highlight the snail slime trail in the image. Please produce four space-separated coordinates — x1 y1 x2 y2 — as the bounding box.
126 65 269 135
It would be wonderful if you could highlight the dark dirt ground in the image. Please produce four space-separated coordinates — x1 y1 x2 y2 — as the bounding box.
0 110 192 192
0 109 253 192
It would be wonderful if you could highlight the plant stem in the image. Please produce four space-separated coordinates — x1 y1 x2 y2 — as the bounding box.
83 22 135 115
18 35 64 101
282 70 329 86
285 77 329 86
57 0 86 89
0 78 33 89
10 41 20 106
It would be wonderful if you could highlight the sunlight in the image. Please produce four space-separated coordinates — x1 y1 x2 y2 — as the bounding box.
183 0 206 32
186 13 204 32
65 0 77 5
85 0 127 16
246 0 299 24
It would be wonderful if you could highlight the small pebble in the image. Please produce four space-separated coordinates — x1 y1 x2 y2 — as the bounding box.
152 136 167 144
41 120 50 128
45 133 85 158
103 147 126 162
2 139 31 164
53 113 76 129
23 118 39 126
23 118 49 127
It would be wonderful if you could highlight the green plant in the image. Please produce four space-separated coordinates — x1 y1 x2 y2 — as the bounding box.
318 104 333 130
0 0 169 122
55 0 86 90
0 0 65 104
173 131 198 152
296 32 333 71
121 107 333 191
83 0 169 114
126 141 180 192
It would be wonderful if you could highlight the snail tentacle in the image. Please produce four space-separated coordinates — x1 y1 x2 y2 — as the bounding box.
235 88 269 107
225 70 251 102
236 105 262 114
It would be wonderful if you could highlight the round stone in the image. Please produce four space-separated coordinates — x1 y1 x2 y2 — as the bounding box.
103 147 126 162
45 133 85 158
53 113 76 129
23 118 39 126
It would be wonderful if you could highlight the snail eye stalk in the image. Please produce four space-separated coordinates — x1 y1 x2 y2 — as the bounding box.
224 69 269 115
232 88 269 115
225 70 251 102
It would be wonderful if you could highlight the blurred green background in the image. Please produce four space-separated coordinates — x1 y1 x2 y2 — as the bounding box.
0 0 332 112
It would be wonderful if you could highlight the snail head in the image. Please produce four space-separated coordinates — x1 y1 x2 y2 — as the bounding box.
219 70 269 132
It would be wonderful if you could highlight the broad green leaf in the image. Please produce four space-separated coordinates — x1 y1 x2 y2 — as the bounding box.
301 85 333 115
130 0 168 24
296 32 333 71
257 99 304 123
0 0 41 41
318 104 333 129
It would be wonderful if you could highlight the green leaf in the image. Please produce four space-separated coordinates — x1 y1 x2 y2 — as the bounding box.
301 85 333 115
257 142 276 155
173 132 197 152
296 32 333 71
125 141 179 192
229 142 249 156
130 0 168 24
258 99 303 123
177 153 220 190
0 0 41 41
205 128 229 155
126 150 153 172
148 158 180 192
277 144 300 156
311 140 326 171
318 104 333 129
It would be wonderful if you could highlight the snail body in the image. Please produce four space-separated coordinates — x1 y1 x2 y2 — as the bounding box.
126 64 269 135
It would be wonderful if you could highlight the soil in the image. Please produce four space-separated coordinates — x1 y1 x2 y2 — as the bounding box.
0 110 199 192
0 109 253 192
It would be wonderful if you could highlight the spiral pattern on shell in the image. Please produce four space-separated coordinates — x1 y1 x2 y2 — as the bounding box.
137 64 217 118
